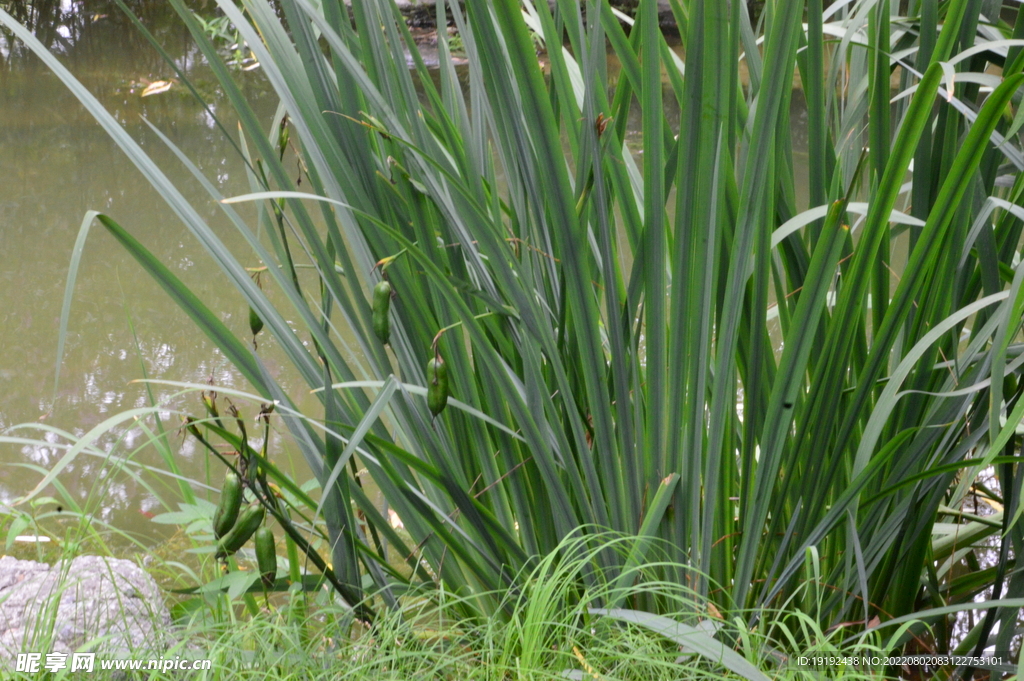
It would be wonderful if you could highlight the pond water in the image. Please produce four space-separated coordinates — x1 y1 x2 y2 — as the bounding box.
0 4 811 547
0 3 313 544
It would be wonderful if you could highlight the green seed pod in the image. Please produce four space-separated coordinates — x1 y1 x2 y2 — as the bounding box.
277 122 290 159
249 306 264 337
427 356 449 417
201 392 219 419
372 280 392 345
254 527 277 588
212 472 243 540
216 503 265 558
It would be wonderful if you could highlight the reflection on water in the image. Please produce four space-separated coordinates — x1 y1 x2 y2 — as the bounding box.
0 2 309 542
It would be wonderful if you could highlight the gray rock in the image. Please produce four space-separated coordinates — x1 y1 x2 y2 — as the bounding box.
0 557 49 593
0 555 173 663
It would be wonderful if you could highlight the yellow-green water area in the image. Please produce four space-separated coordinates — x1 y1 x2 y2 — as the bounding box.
0 5 317 547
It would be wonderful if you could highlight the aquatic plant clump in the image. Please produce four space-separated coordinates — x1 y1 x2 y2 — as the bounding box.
3 0 1024 670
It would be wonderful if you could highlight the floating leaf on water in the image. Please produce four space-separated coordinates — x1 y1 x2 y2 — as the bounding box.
141 80 173 97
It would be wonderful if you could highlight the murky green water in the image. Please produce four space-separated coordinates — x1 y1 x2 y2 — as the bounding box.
0 4 315 543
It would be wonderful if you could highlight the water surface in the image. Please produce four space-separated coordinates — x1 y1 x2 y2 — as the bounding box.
1 3 306 543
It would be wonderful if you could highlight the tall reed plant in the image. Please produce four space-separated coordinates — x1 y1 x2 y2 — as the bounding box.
4 0 1024 657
